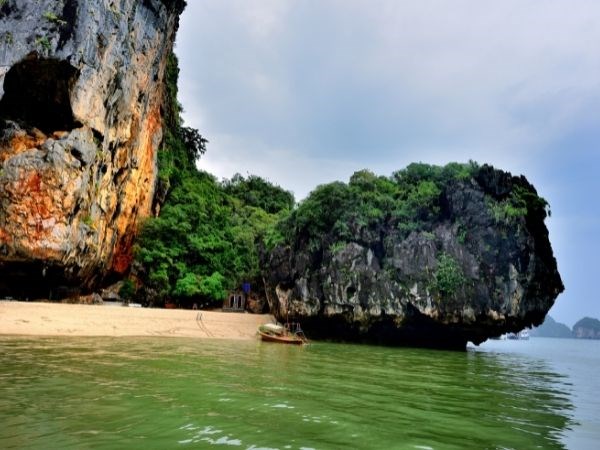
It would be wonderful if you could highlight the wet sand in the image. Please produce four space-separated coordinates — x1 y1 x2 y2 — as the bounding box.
0 301 274 339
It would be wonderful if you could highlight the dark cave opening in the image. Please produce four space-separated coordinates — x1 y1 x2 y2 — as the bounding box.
0 261 81 301
0 56 80 134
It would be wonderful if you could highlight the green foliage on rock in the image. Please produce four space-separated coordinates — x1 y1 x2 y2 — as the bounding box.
222 173 295 214
157 53 200 182
433 253 466 298
42 11 67 26
486 185 539 224
135 167 291 307
281 162 481 252
279 160 550 259
35 36 51 52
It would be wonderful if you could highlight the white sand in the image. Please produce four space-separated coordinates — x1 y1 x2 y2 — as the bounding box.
0 301 274 340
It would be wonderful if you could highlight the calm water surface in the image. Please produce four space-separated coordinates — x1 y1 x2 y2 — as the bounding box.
0 336 598 449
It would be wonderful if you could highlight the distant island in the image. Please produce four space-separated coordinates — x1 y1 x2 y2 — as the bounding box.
530 316 572 338
531 316 600 339
572 317 600 339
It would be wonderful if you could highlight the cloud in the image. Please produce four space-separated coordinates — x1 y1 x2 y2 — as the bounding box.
177 1 600 182
195 133 361 200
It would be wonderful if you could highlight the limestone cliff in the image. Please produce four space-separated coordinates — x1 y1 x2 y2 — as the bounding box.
263 164 564 349
0 0 185 297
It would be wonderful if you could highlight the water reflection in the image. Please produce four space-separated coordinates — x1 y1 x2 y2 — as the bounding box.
0 337 580 449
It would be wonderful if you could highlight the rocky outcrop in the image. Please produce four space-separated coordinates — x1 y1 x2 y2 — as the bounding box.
264 165 564 349
0 0 185 297
572 317 600 339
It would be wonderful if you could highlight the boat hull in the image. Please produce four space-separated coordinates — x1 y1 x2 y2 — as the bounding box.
258 330 305 345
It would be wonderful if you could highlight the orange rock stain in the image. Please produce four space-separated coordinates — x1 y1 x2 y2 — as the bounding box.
110 105 162 274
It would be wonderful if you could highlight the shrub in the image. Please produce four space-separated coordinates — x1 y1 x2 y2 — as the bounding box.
42 11 67 26
119 279 136 301
433 253 466 297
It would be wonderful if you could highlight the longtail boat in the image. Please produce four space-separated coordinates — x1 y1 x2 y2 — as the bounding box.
257 323 308 345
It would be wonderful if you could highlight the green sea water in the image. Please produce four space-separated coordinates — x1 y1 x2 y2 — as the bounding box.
0 336 598 449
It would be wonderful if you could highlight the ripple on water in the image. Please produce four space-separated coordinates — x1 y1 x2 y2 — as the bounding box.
0 336 597 449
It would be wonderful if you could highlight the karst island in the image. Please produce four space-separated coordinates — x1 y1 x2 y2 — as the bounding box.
0 0 563 350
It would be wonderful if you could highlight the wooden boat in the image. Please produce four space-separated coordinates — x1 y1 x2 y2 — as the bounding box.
258 330 305 345
258 323 308 345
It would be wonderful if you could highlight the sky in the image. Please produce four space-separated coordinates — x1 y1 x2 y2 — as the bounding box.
176 0 600 326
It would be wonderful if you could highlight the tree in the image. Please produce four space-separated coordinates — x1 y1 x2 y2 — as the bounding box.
180 126 208 162
222 173 294 214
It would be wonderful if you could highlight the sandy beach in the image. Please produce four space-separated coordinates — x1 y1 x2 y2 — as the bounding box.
0 301 274 339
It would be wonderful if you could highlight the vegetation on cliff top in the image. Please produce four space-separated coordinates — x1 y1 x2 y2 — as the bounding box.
276 162 549 261
278 163 480 253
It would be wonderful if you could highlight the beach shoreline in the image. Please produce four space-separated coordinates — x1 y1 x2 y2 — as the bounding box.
0 301 274 340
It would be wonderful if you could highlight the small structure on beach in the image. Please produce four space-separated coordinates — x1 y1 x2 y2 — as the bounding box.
223 282 252 312
223 290 246 312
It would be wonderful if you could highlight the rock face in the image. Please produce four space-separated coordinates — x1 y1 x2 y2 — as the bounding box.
0 0 185 297
572 317 600 339
264 165 564 349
